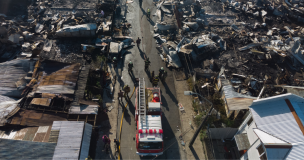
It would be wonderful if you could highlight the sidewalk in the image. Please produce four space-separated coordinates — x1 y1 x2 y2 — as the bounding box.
95 65 120 159
174 75 207 160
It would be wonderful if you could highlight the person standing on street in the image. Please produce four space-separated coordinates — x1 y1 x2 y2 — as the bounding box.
136 37 141 48
122 23 127 36
123 85 130 99
147 9 150 19
159 67 164 78
128 61 133 73
118 90 124 101
145 57 151 71
152 75 159 87
112 57 117 68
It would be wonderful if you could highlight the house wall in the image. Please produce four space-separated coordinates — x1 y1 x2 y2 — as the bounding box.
235 112 259 145
222 93 233 118
240 139 262 160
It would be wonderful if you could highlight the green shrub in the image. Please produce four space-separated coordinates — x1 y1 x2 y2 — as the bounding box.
194 114 203 127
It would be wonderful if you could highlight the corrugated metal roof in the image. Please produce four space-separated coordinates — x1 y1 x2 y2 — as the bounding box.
250 93 304 159
285 142 304 160
52 121 91 160
0 126 49 142
0 95 17 102
0 138 56 159
69 104 98 114
250 94 304 144
0 59 35 97
79 123 92 160
223 85 256 110
35 63 80 95
0 101 19 126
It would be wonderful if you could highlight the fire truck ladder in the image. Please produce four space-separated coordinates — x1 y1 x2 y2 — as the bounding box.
139 78 146 128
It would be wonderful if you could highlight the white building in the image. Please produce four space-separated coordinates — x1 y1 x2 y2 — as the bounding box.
234 93 304 160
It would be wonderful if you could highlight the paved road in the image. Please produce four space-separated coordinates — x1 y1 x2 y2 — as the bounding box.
116 0 184 159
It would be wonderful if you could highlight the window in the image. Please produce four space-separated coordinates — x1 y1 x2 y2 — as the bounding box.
256 144 267 160
247 117 253 126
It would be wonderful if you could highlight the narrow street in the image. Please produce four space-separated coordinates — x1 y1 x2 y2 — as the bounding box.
116 0 184 159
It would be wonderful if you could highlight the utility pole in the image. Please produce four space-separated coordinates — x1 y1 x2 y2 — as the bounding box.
184 91 214 147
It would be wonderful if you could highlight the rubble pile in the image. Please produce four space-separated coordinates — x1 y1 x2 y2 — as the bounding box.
153 0 304 98
0 0 117 64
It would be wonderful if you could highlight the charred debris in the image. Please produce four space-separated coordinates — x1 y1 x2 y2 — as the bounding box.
152 0 304 104
0 0 122 127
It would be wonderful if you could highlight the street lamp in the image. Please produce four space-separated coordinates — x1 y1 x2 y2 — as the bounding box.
184 91 214 147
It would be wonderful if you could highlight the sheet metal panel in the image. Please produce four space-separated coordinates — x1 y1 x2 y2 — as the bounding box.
249 93 304 160
285 142 304 160
52 121 88 160
79 123 92 160
13 128 28 140
22 127 39 141
1 130 16 139
223 85 256 110
69 105 98 114
37 126 49 133
33 132 46 142
43 125 52 142
250 98 304 144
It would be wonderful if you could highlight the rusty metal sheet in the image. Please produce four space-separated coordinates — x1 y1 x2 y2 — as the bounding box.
10 116 22 125
22 127 38 141
27 111 43 119
43 125 52 142
30 98 52 107
38 64 80 86
13 128 28 140
37 126 49 133
33 132 46 142
41 93 56 98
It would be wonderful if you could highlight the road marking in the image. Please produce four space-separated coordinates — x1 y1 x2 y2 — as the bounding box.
118 86 136 160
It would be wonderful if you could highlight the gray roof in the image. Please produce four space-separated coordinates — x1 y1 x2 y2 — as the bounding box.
80 122 92 159
52 121 92 160
250 93 304 159
0 138 56 160
223 85 256 110
0 59 35 97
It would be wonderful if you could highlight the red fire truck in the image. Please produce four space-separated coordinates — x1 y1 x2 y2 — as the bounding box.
135 78 163 156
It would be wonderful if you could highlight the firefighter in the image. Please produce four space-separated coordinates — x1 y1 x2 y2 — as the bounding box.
118 90 124 101
145 58 151 71
128 61 133 72
122 23 128 36
123 85 130 98
159 67 164 78
136 37 141 48
112 57 117 67
147 9 150 18
153 75 159 87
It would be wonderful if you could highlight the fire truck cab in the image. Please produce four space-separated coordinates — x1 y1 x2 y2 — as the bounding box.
135 78 164 156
